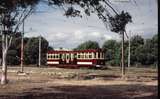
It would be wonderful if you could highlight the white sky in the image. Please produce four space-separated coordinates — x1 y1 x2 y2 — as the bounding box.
23 0 158 49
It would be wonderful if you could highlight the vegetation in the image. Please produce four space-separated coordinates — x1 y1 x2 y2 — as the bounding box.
74 40 100 50
0 35 51 65
102 34 158 67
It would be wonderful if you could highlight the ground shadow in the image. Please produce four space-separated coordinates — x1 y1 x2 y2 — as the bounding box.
0 84 157 99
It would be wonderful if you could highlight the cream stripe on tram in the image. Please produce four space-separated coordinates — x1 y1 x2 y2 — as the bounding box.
47 61 59 64
77 62 92 65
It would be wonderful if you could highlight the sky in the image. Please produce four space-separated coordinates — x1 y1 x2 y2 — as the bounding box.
24 0 158 49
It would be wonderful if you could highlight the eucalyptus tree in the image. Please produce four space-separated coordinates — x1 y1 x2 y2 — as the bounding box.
0 0 39 84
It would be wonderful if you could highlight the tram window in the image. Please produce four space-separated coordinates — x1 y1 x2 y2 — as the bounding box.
74 54 77 58
98 52 100 58
85 53 88 59
94 53 96 58
100 52 103 59
54 54 56 59
89 54 92 59
78 54 80 58
62 54 63 59
56 54 59 58
64 54 66 59
53 54 55 58
59 54 62 59
50 54 52 59
66 55 69 59
50 55 52 59
81 53 84 59
55 54 57 59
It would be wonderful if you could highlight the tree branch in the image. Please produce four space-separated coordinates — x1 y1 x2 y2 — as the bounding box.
13 6 34 33
104 0 119 15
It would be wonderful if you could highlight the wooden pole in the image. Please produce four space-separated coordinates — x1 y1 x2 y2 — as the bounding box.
128 31 131 68
121 30 125 78
20 20 24 72
38 35 41 67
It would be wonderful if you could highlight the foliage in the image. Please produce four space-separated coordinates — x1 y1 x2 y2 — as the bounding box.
24 37 49 65
48 0 124 30
108 11 132 33
74 40 100 50
0 36 51 65
0 0 40 32
6 50 19 65
102 34 158 66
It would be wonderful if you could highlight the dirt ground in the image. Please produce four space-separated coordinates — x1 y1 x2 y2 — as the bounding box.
0 66 158 99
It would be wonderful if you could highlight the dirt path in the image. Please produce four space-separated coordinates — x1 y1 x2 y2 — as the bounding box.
0 66 158 99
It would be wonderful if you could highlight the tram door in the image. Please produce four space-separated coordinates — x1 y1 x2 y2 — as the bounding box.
66 53 70 64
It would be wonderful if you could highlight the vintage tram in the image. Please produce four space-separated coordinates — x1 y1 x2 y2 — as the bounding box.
47 49 105 68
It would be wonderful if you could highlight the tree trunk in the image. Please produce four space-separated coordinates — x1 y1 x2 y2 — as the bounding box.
121 31 125 78
1 34 7 85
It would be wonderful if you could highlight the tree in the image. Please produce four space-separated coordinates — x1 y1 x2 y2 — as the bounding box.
130 35 144 65
151 34 158 66
102 40 120 66
7 49 19 65
24 36 49 65
0 0 40 84
48 46 54 51
74 40 100 50
1 35 50 66
108 11 132 77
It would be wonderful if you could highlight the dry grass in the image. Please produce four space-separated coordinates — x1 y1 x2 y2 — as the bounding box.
0 65 158 99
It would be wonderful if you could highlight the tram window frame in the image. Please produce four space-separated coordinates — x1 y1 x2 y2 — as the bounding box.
50 54 52 59
100 52 103 59
48 54 50 59
59 54 62 59
94 53 96 58
81 52 84 59
56 54 59 59
47 54 49 59
98 52 100 59
85 53 89 59
85 53 87 59
89 53 92 59
77 54 80 59
74 54 77 58
63 54 66 59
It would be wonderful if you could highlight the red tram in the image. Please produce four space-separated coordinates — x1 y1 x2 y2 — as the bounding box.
47 49 105 68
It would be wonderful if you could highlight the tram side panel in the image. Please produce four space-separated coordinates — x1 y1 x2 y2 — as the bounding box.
76 51 105 68
47 50 105 68
47 53 60 66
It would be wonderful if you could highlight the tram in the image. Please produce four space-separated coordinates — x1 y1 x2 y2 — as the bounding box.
47 49 105 68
